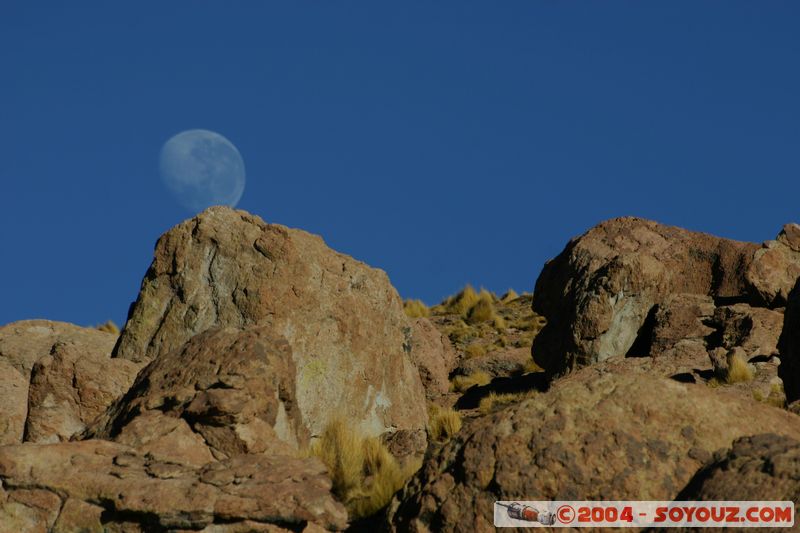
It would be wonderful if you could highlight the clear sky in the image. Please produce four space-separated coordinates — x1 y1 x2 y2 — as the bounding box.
2 2 798 328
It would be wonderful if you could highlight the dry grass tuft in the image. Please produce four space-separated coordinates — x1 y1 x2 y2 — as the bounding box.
521 359 543 374
451 370 492 392
464 343 487 359
725 353 755 384
466 291 497 324
403 299 430 318
500 289 519 303
96 321 120 335
309 418 419 520
444 285 481 316
478 390 538 414
427 405 462 443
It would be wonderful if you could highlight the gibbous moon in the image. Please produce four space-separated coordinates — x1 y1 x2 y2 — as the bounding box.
159 129 246 212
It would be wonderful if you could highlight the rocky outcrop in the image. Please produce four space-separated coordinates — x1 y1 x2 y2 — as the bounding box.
679 433 800 503
531 218 800 378
746 223 800 307
25 340 142 443
0 439 348 532
386 370 800 532
647 293 716 360
0 320 117 379
0 361 27 445
453 347 531 379
111 207 428 439
0 320 139 445
407 318 457 401
84 325 307 461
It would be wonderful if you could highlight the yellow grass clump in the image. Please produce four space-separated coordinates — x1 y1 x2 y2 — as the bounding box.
466 291 497 324
464 343 487 359
500 289 519 303
309 418 420 520
478 390 538 414
521 359 543 374
96 321 120 335
427 405 462 443
444 285 481 316
451 370 492 392
725 353 755 384
403 299 430 318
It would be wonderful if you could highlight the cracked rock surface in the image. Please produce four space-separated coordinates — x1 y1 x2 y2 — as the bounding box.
83 325 307 462
0 439 348 532
0 320 141 445
385 370 800 533
111 206 429 440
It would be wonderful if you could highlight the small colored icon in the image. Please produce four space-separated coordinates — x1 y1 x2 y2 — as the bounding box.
496 502 555 525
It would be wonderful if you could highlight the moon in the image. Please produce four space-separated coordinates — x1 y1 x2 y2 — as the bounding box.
159 129 246 212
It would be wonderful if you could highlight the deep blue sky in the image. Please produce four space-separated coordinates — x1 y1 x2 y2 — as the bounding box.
2 3 798 328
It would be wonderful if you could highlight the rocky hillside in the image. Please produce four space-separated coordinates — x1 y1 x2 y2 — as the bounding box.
1 209 800 531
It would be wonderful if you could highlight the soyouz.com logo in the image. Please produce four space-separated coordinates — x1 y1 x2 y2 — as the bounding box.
493 501 794 528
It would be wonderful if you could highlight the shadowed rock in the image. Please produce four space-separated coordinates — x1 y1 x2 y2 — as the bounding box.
530 218 800 378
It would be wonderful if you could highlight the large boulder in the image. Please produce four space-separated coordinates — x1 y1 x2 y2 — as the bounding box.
25 340 142 443
84 325 307 461
407 318 458 401
529 218 800 377
675 433 800 532
0 320 117 379
0 320 138 445
745 223 800 307
386 369 800 532
112 207 429 439
679 433 800 502
0 439 348 531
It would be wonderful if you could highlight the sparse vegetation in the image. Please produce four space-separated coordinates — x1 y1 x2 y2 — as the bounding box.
437 285 481 316
309 418 420 520
521 359 543 374
466 290 498 324
403 299 430 318
96 320 120 334
709 351 755 387
725 352 755 384
464 343 487 359
478 390 538 414
451 370 492 392
500 289 519 303
427 404 462 443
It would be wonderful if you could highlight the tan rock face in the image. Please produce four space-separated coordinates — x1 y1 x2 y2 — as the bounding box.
25 340 142 443
386 371 800 532
0 360 28 445
408 318 457 400
531 217 759 377
0 320 140 445
531 218 800 378
678 433 800 520
746 224 800 307
453 346 532 379
0 439 348 531
84 325 306 461
111 207 428 439
0 319 117 379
